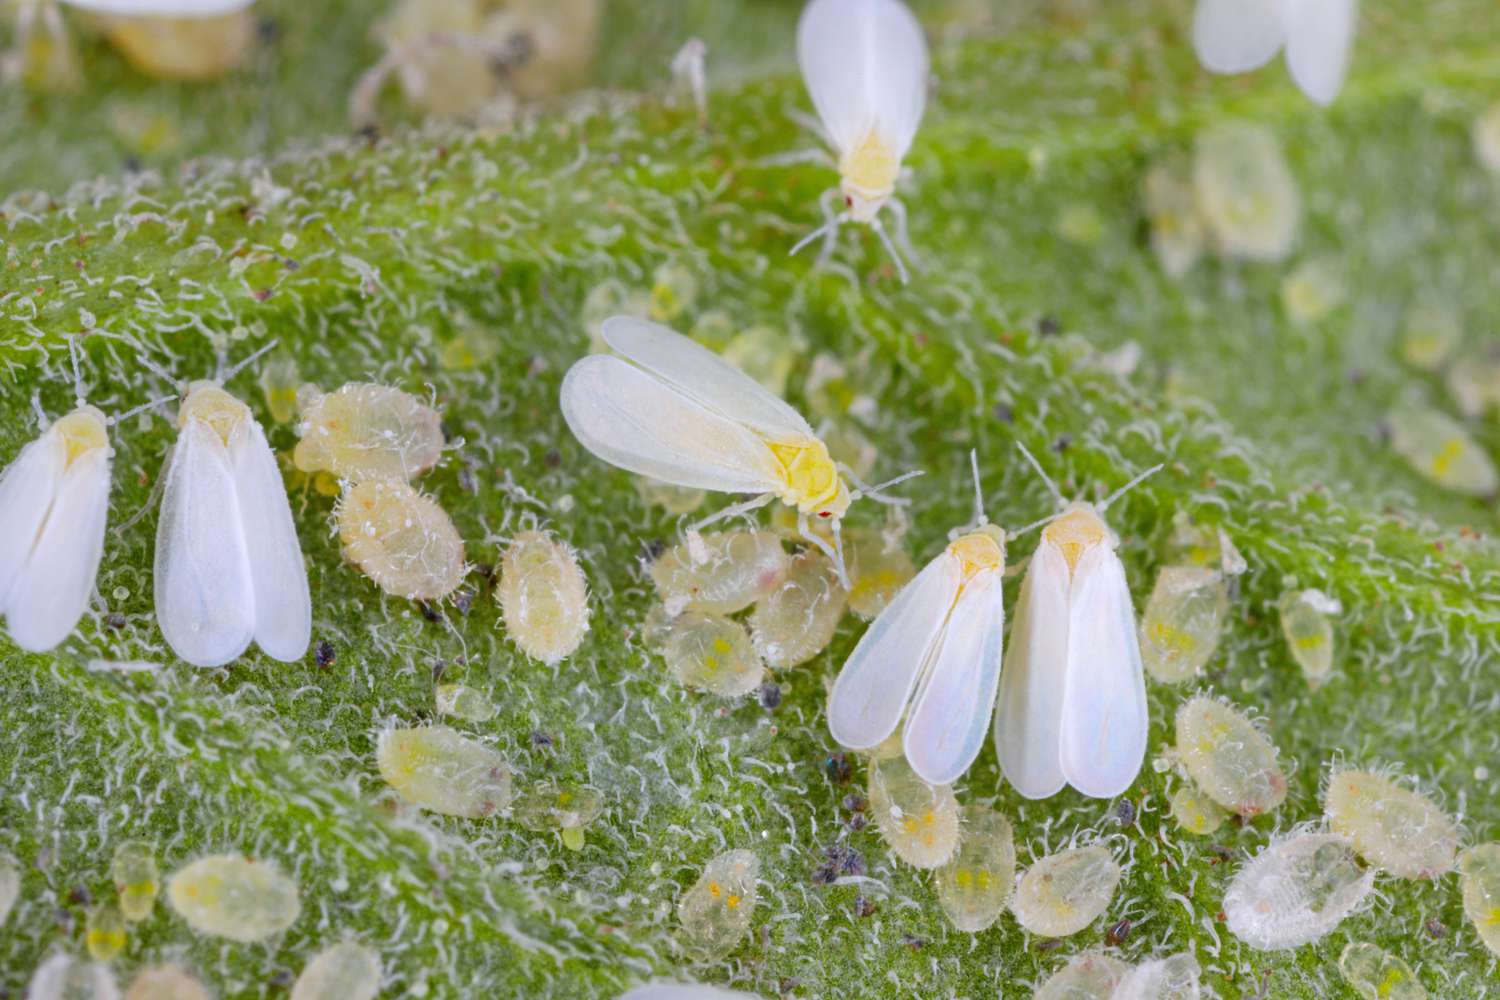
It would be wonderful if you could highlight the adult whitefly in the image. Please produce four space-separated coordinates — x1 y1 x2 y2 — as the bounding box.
1011 845 1121 938
1192 0 1357 106
1324 769 1459 879
1223 831 1374 950
166 853 300 942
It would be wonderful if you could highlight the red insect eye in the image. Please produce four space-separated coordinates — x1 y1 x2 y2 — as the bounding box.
844 196 853 208
818 511 832 519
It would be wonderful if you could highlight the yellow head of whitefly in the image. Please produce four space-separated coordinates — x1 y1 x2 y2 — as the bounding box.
179 381 252 445
52 405 110 466
839 128 900 224
947 524 1005 582
1042 502 1113 574
768 436 850 519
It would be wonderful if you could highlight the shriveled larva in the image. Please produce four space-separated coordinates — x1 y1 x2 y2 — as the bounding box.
478 0 600 100
649 530 789 616
1192 0 1355 105
1192 123 1301 263
258 353 301 425
1457 844 1500 958
112 839 159 922
1033 951 1130 1000
1011 845 1121 938
867 755 959 869
1388 405 1499 496
0 852 18 927
1280 256 1346 324
1399 303 1463 372
514 781 605 851
26 953 119 1000
85 903 127 960
658 611 765 698
1169 785 1231 836
1474 101 1500 174
677 849 759 959
1112 953 1201 1000
749 549 848 669
1223 832 1373 951
934 804 1016 932
290 942 382 1000
293 383 445 483
435 683 498 723
1139 566 1228 684
376 725 512 819
498 530 590 664
1277 588 1340 687
1175 697 1287 817
1324 769 1459 879
843 526 915 621
93 7 256 82
166 853 300 943
1445 350 1500 420
337 479 466 601
1338 942 1428 1000
124 964 212 1000
1143 159 1206 279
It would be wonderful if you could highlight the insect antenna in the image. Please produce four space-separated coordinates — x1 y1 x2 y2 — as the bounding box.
1099 463 1165 512
968 449 987 528
790 216 842 258
220 339 280 386
844 466 923 506
135 352 181 392
1015 441 1064 510
67 336 85 409
871 217 910 285
108 394 177 428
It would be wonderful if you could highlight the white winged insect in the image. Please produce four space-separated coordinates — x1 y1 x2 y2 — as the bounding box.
827 452 1014 786
150 343 310 668
0 343 168 653
790 0 929 282
559 316 917 586
1192 0 1357 106
994 444 1161 800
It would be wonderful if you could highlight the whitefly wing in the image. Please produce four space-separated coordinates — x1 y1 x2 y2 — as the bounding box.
0 429 65 614
1058 544 1148 799
902 567 1004 786
1192 0 1287 74
827 553 957 751
797 0 929 157
229 417 311 663
1283 0 1356 106
60 0 257 15
560 355 784 494
994 538 1071 800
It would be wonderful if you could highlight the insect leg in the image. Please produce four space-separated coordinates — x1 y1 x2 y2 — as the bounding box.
688 492 774 533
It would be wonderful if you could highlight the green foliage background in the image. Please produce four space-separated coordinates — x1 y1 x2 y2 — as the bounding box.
1 0 1498 997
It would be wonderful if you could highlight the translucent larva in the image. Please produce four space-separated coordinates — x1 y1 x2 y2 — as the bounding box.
290 942 382 1000
85 903 127 960
867 755 959 869
1143 159 1206 279
156 381 311 667
649 262 699 324
794 0 929 280
1139 566 1228 684
336 479 466 601
1169 785 1230 836
618 984 762 1000
1277 587 1340 687
721 324 799 397
1445 351 1500 420
112 840 159 922
1033 951 1131 1000
124 964 212 1000
0 404 113 653
1223 832 1373 951
0 852 18 926
934 804 1016 932
1011 845 1121 938
1387 406 1499 496
635 478 705 515
26 953 119 1000
658 610 765 698
1338 942 1428 1000
1192 0 1357 106
1399 303 1464 372
435 683 498 723
1192 123 1301 263
1457 844 1500 958
648 530 789 616
258 353 301 425
843 526 916 621
376 725 513 819
475 0 600 100
293 383 445 483
1174 696 1287 817
1475 101 1500 174
498 530 590 664
1324 769 1458 879
90 6 256 82
1111 953 1202 1000
166 853 301 942
677 849 759 959
748 549 848 669
1280 256 1346 324
514 781 606 850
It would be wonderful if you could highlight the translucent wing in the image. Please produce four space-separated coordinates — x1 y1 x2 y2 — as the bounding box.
600 316 814 440
0 430 65 614
993 538 1071 799
60 0 256 16
229 418 311 663
1058 544 1148 799
6 448 111 653
796 0 929 156
1284 0 1355 106
155 419 255 668
560 355 785 494
1192 0 1287 74
903 568 1004 786
827 554 958 750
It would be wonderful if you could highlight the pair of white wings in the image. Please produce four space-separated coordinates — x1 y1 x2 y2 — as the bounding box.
57 0 255 15
155 412 309 667
995 538 1147 800
828 551 1005 787
1193 0 1356 106
796 0 929 159
0 423 111 653
560 316 816 497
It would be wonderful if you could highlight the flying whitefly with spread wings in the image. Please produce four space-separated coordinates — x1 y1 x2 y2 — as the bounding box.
1192 0 1357 106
